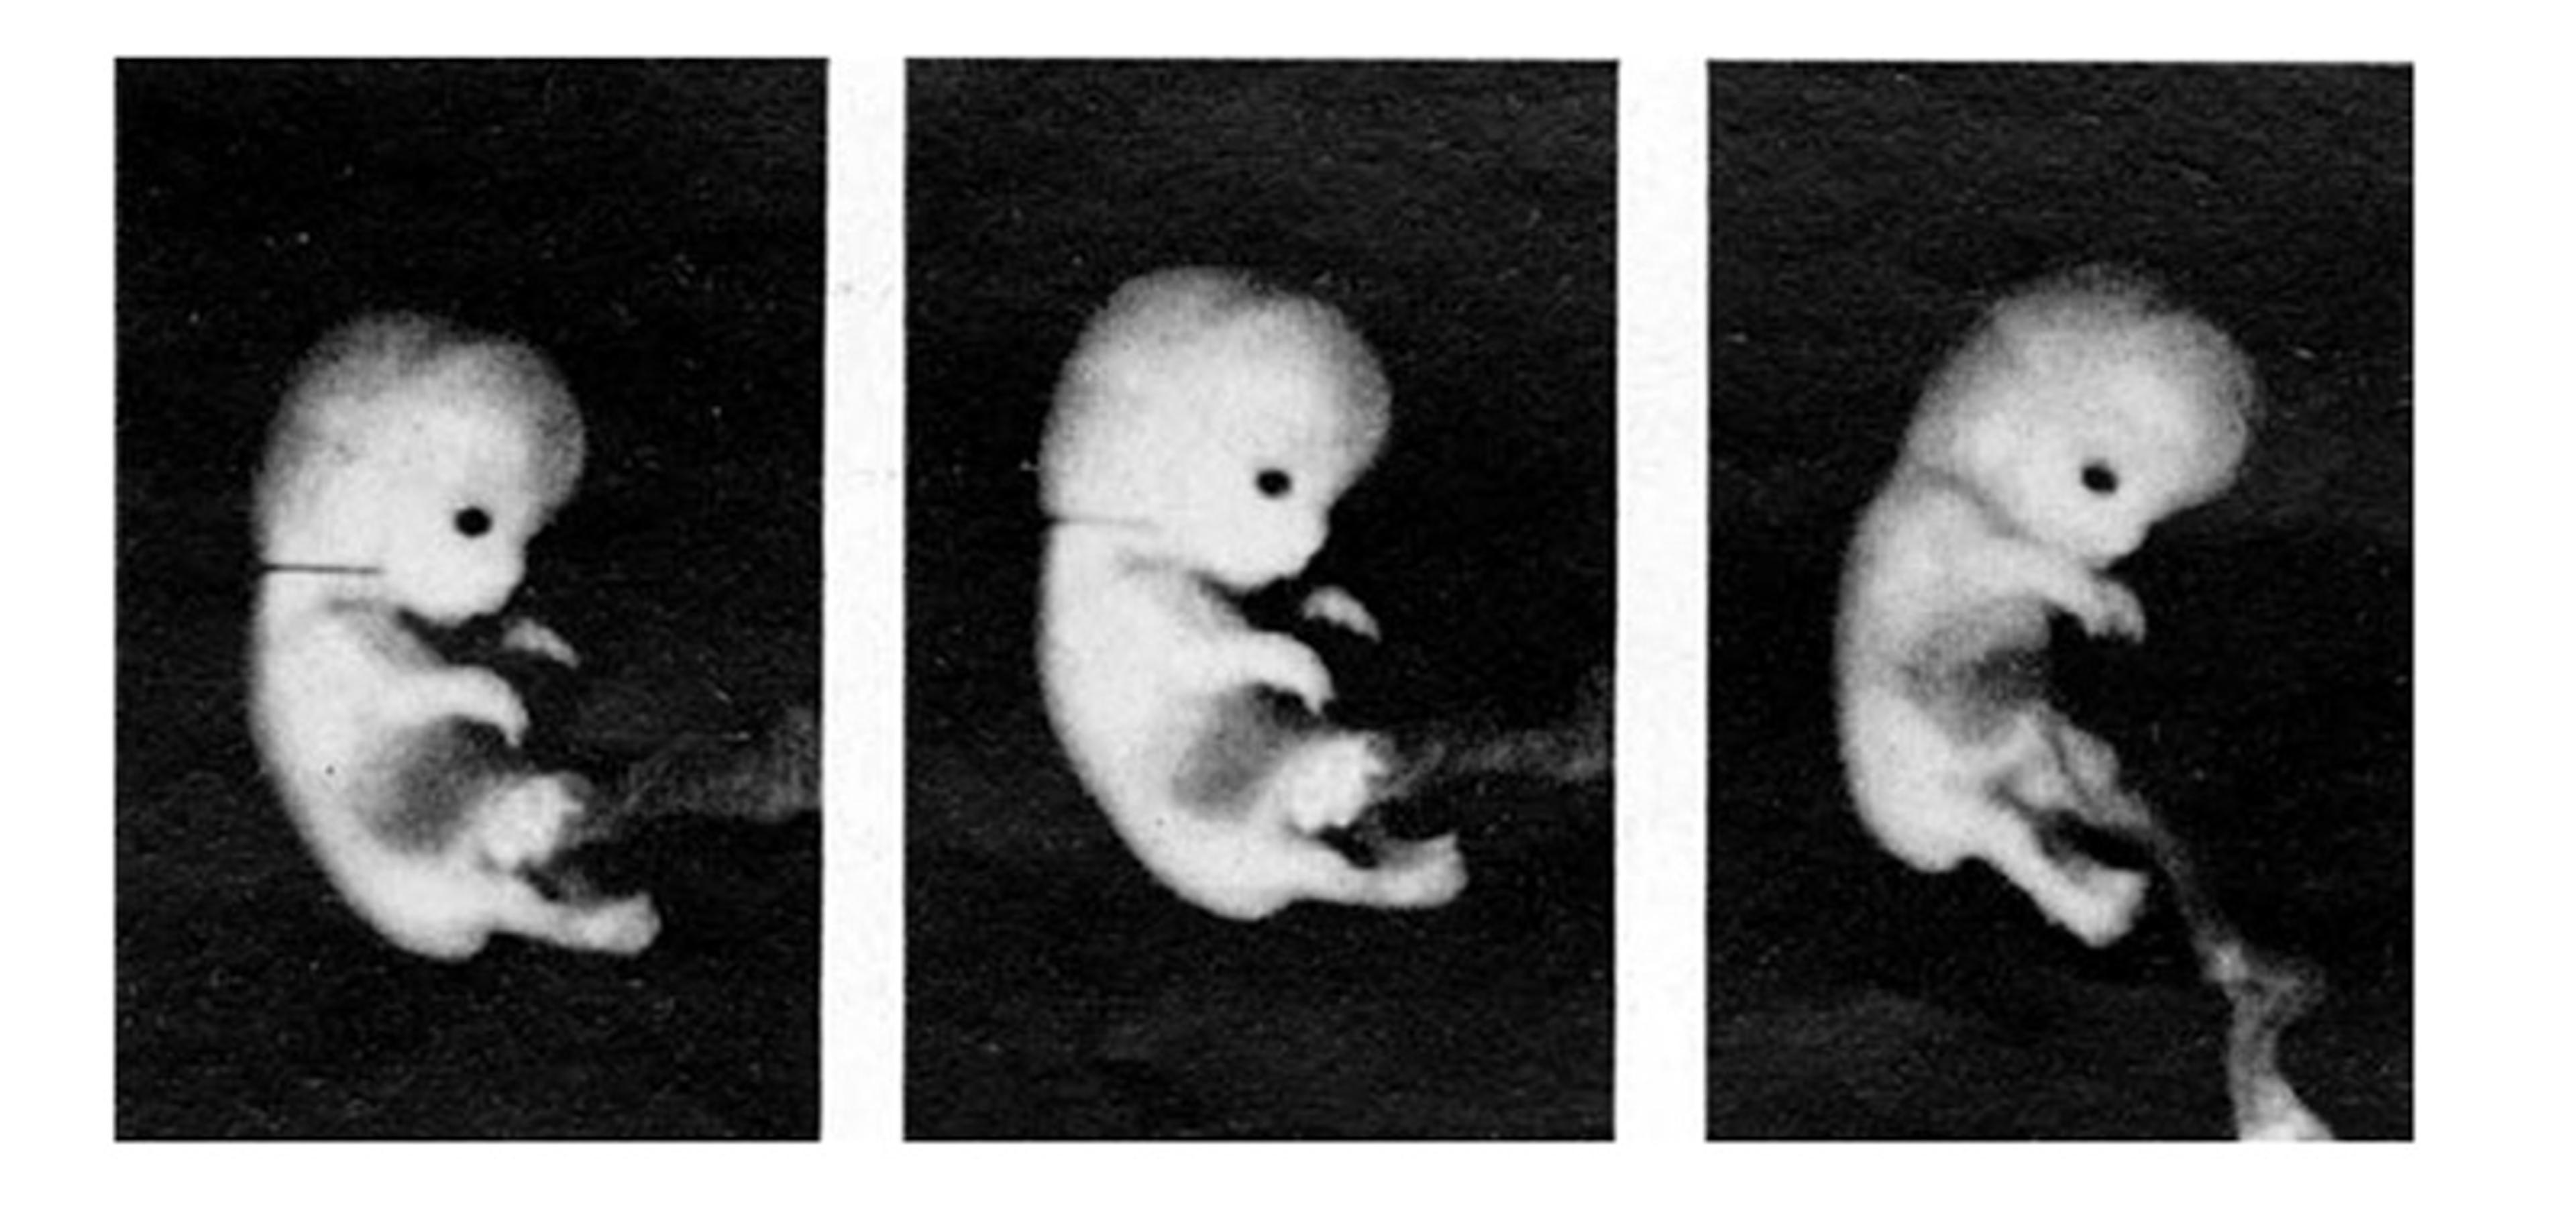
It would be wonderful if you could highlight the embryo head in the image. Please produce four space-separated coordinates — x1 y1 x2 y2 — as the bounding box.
259 315 585 621
1042 268 1389 587
1913 267 2255 563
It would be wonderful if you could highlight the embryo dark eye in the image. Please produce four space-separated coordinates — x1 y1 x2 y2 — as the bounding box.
453 507 492 537
1256 469 1293 498
2080 462 2119 496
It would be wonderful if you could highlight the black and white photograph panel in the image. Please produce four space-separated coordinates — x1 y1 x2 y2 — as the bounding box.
1705 63 2409 1139
908 60 1614 1139
117 59 822 1138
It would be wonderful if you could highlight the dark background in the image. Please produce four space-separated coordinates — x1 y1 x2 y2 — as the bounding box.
1704 64 2411 1139
906 61 1617 1138
117 60 822 1138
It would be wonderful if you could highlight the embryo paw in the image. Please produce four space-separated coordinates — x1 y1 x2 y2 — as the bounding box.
1371 834 1469 908
2084 578 2147 642
2047 863 2149 947
1254 636 1337 715
439 668 531 745
570 896 661 955
478 775 586 872
1277 733 1389 834
501 617 581 667
1299 586 1381 640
